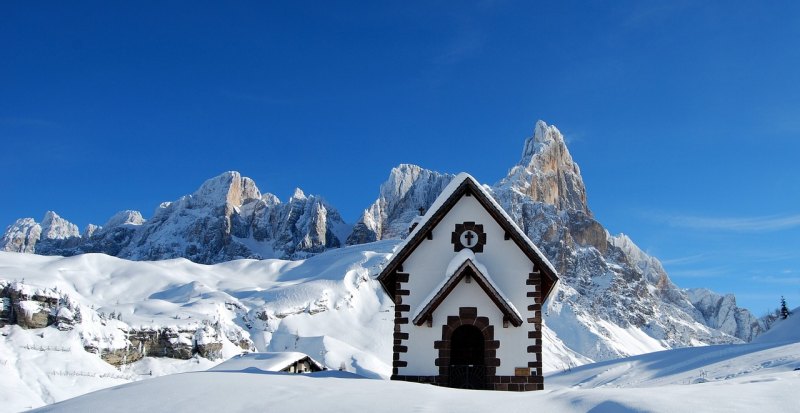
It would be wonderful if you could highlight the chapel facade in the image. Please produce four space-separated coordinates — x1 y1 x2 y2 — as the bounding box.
377 173 559 391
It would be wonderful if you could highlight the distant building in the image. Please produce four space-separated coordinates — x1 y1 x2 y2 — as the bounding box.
377 173 559 391
211 352 325 374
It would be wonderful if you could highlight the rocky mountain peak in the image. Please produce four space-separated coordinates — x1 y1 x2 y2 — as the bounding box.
40 211 80 240
1 218 42 253
498 120 590 214
82 224 100 238
191 171 261 208
103 210 145 229
381 164 426 200
687 288 764 342
520 120 565 165
345 164 454 245
291 188 307 201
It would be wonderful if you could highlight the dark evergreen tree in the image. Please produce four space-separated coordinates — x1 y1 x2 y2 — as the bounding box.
780 296 790 319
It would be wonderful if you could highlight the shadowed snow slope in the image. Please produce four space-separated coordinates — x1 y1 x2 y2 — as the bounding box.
753 308 800 344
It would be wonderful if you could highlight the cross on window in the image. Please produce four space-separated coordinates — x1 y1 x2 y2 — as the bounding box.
461 230 478 248
452 222 485 253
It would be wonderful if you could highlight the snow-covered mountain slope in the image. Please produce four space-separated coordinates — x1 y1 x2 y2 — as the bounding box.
1 172 350 262
29 317 800 413
0 244 589 411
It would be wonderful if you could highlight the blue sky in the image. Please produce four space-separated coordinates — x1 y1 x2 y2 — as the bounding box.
1 1 798 315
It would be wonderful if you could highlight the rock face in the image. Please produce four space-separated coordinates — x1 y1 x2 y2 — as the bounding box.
1 279 254 366
686 288 764 342
498 121 589 214
1 172 350 263
346 164 454 245
1 218 41 253
40 211 80 240
0 281 60 329
85 324 251 366
0 210 80 254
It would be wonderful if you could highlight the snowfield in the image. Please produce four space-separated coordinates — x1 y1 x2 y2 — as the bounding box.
1 245 799 412
29 329 800 412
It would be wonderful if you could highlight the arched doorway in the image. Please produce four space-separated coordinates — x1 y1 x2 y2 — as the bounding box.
448 325 486 389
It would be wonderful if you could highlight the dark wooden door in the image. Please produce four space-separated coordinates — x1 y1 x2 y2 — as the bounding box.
448 325 486 389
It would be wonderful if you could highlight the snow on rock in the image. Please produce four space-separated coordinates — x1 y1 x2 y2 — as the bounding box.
1 213 79 255
1 218 42 253
0 171 351 262
346 164 454 245
188 170 262 209
81 224 100 238
686 288 765 342
102 210 145 229
40 211 80 240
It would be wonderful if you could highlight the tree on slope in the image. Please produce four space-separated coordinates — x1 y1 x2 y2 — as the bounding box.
780 296 791 319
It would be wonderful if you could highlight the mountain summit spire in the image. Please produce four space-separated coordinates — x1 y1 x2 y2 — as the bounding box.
499 120 589 214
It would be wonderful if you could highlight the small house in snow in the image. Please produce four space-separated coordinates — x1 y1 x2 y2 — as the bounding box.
377 173 559 391
210 352 325 374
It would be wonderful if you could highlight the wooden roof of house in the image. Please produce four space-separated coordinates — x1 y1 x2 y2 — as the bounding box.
209 352 325 373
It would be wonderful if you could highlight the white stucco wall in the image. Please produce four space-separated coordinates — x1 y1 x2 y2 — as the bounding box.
398 195 540 376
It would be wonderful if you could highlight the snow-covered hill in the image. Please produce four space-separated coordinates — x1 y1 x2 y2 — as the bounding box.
2 247 792 411
29 311 800 413
0 244 585 411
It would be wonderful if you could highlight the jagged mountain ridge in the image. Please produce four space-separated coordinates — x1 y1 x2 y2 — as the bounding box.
1 120 763 362
2 172 349 262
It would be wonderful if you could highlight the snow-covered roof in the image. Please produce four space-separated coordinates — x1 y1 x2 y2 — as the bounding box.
412 250 523 327
377 173 559 301
209 352 324 373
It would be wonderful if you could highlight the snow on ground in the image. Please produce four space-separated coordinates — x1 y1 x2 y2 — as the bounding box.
754 310 800 344
0 243 399 411
2 246 798 412
0 324 217 412
30 334 800 413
